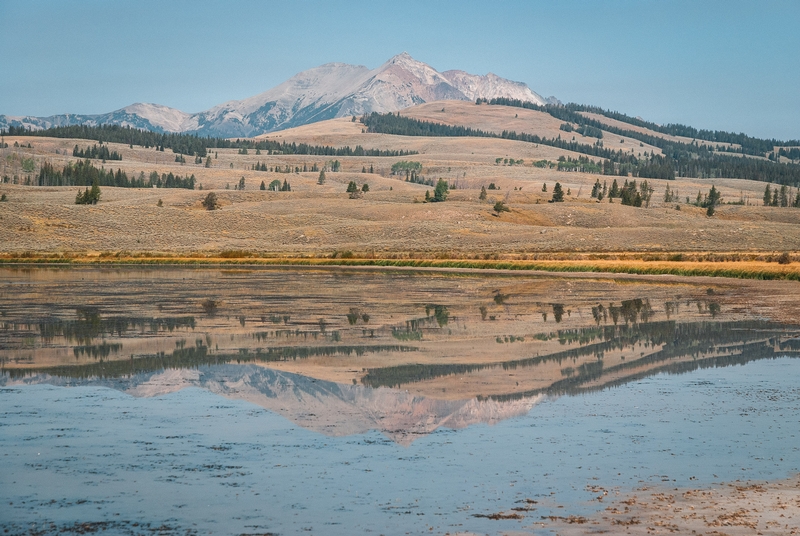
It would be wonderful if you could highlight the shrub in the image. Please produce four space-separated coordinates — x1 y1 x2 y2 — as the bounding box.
219 250 252 258
493 200 510 214
777 252 792 265
432 178 449 202
202 192 219 210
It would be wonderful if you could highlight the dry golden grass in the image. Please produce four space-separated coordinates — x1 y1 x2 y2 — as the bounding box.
403 101 665 156
1 103 798 272
2 253 799 282
579 110 742 151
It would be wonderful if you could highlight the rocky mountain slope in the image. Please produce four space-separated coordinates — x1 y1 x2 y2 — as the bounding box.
0 53 555 138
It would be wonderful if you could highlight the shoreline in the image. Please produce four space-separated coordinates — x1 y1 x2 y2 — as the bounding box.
1 253 799 281
540 473 800 535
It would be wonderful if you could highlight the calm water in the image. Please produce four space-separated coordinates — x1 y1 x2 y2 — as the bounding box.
1 267 799 535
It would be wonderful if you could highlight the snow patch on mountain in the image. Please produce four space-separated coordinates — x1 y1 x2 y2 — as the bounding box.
119 103 196 132
443 69 547 105
1 53 556 138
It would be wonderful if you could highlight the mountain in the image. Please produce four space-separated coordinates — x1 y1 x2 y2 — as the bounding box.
2 365 543 446
0 53 557 138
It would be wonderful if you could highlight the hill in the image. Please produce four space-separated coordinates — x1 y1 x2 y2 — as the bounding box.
2 98 800 269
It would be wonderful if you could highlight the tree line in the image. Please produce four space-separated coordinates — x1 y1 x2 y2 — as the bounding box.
6 124 211 157
36 160 195 189
72 144 122 161
481 97 799 155
480 98 800 185
763 183 800 207
235 139 417 157
3 124 417 159
361 111 674 179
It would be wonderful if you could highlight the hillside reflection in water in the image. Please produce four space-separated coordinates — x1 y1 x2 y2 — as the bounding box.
2 267 800 535
2 266 799 441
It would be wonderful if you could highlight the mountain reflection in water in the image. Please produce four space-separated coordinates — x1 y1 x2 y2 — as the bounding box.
4 318 798 444
2 365 540 446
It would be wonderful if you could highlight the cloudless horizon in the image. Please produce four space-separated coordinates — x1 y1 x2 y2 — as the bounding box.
1 0 798 140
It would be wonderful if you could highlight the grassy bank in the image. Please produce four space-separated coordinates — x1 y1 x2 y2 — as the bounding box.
1 252 798 281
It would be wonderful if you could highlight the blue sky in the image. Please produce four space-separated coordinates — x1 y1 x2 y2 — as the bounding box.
1 0 798 140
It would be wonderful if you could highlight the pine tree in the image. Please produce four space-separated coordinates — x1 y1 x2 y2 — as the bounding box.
764 184 772 206
591 179 601 198
318 169 326 185
260 180 266 190
76 178 102 205
89 177 100 204
433 178 449 202
609 179 620 198
479 185 487 201
703 185 721 210
550 182 564 202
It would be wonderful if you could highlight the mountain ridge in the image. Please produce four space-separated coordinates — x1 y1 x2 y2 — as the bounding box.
0 53 557 138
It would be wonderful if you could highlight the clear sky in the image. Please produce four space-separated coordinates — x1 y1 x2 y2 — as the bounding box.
1 0 798 140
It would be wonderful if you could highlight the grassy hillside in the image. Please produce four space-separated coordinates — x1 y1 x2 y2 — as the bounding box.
1 101 800 275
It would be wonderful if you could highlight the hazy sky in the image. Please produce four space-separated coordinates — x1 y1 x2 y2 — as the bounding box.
1 0 798 140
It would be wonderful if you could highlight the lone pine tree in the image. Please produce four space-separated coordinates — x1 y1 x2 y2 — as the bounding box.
433 178 449 202
550 182 564 202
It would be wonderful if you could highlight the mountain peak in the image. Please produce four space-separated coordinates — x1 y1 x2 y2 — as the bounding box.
378 52 440 77
0 54 552 136
389 51 415 62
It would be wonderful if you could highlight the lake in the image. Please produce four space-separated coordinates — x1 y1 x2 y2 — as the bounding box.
1 266 799 535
